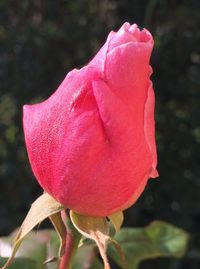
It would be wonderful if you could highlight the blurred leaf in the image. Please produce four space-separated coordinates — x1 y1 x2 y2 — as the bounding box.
0 221 189 269
72 245 103 269
0 229 103 269
0 230 59 269
108 221 189 269
0 258 36 269
0 193 64 269
0 230 103 269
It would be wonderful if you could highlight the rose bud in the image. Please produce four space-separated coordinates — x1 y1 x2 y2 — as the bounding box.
23 22 158 217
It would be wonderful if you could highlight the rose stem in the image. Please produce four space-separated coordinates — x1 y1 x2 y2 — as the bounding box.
59 211 81 269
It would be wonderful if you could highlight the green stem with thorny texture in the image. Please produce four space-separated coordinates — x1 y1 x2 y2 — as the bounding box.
59 213 81 269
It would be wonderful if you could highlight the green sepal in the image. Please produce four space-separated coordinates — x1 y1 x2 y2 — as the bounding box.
1 193 64 269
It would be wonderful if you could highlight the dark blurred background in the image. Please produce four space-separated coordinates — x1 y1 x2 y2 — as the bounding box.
0 0 200 268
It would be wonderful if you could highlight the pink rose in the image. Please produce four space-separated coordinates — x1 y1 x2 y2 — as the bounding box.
23 22 158 217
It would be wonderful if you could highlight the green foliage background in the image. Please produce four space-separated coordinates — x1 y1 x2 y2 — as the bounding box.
0 1 200 268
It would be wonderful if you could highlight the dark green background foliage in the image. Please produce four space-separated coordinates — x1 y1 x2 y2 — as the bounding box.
0 0 200 268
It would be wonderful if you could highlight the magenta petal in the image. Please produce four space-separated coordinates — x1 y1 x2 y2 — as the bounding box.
144 82 158 178
23 23 158 217
92 79 153 213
